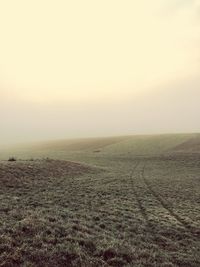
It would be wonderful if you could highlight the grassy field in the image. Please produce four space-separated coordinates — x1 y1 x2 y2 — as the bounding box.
0 134 200 266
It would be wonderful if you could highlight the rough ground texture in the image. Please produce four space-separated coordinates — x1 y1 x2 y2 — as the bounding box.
0 159 92 186
0 135 200 266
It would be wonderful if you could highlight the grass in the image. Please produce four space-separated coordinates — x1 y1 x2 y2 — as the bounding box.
0 134 200 266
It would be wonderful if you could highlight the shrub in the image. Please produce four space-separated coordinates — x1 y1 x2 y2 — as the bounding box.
8 157 17 162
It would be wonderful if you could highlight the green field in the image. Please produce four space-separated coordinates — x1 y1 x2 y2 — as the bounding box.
0 134 200 266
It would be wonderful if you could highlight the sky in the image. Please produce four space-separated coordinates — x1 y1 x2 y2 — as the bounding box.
0 0 200 145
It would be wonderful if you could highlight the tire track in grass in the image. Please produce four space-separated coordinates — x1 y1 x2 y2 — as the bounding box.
130 163 176 251
130 160 200 267
130 162 189 237
130 162 157 239
141 164 199 238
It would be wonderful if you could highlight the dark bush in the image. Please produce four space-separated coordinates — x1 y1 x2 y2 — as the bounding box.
8 157 17 162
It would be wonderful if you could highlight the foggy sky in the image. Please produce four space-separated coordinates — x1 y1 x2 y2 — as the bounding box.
0 0 200 145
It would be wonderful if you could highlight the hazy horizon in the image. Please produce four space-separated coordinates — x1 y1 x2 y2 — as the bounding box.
1 0 200 145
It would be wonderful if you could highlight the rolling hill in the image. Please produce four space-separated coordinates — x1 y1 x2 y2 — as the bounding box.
1 133 199 161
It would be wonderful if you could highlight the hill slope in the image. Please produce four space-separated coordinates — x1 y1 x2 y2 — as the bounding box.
0 133 199 161
171 134 200 153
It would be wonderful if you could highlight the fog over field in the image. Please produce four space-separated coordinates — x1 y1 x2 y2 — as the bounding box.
0 0 200 145
0 2 200 266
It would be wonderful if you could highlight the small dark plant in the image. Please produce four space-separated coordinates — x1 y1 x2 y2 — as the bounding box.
8 157 17 162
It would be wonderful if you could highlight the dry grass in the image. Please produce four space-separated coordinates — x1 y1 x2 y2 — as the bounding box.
0 135 200 266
